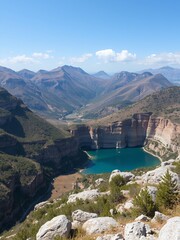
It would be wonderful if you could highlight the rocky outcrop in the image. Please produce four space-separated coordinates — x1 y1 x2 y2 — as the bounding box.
141 165 179 187
96 233 124 240
109 169 135 183
82 217 118 234
158 217 180 240
67 189 100 204
151 211 168 223
124 221 152 240
72 209 98 223
135 215 151 222
36 215 71 240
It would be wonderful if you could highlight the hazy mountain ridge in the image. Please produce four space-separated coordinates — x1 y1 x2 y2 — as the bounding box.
139 66 180 84
77 72 173 119
93 86 180 126
0 65 174 119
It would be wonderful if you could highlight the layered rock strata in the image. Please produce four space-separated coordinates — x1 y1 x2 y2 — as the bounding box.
71 113 180 159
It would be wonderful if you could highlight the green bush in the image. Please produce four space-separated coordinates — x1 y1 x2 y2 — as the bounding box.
109 175 125 204
133 187 156 217
156 170 179 209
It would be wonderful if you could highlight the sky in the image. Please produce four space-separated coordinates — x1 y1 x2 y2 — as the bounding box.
0 0 180 73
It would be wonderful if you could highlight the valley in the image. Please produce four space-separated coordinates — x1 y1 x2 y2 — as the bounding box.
0 67 179 238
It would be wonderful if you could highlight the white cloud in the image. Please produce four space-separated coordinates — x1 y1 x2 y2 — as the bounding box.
32 52 51 59
0 51 53 65
95 49 136 62
70 53 92 64
145 52 180 65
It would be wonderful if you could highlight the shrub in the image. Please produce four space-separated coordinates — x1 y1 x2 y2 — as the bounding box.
109 175 125 204
133 187 156 217
156 170 179 209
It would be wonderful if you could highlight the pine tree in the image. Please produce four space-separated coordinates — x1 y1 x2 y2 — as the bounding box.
156 170 179 209
133 187 156 217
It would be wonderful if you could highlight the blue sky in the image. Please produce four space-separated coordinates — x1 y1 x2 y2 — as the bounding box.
0 0 180 73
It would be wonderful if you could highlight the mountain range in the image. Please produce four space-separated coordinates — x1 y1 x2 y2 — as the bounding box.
0 65 175 119
139 66 180 84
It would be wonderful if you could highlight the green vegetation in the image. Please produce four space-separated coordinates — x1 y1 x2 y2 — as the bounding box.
156 170 179 209
109 175 125 203
133 187 156 217
0 153 41 199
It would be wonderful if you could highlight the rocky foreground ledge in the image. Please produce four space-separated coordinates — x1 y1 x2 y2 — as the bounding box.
1 158 179 240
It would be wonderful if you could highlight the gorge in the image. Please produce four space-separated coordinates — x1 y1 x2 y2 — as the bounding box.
0 86 179 233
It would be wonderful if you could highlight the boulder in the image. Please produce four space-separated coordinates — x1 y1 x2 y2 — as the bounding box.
117 199 134 214
71 220 81 229
141 166 179 187
109 170 135 183
34 201 50 210
96 233 123 240
67 189 100 203
72 209 98 223
82 217 118 234
36 215 71 240
158 217 180 240
95 178 105 186
151 211 168 223
124 199 134 209
135 214 151 222
124 221 151 240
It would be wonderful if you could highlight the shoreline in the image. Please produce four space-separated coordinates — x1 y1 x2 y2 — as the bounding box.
143 146 162 163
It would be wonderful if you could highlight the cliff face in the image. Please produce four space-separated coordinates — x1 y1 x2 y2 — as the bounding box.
72 113 151 149
72 113 180 159
0 165 44 231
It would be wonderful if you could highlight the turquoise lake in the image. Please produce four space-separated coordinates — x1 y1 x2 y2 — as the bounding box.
83 148 160 174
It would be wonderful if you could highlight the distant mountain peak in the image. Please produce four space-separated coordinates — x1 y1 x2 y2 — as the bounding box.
93 71 110 79
160 66 174 70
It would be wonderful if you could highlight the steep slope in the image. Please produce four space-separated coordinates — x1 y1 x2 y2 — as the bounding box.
78 72 173 119
94 86 180 125
31 65 106 118
18 69 36 80
0 66 49 113
0 88 86 231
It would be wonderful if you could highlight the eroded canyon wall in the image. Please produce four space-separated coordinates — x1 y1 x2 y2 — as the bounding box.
72 113 180 159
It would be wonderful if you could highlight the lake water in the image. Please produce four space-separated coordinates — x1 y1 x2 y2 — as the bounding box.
83 148 160 174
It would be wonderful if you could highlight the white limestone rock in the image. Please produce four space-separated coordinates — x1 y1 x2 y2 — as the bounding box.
82 217 118 234
72 209 98 223
141 166 179 187
67 189 100 203
158 217 180 240
34 201 50 210
124 199 134 209
36 215 71 240
96 233 123 240
95 178 105 186
151 211 168 223
116 199 134 214
160 159 177 167
124 221 151 240
135 214 151 222
109 170 135 183
71 220 82 229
